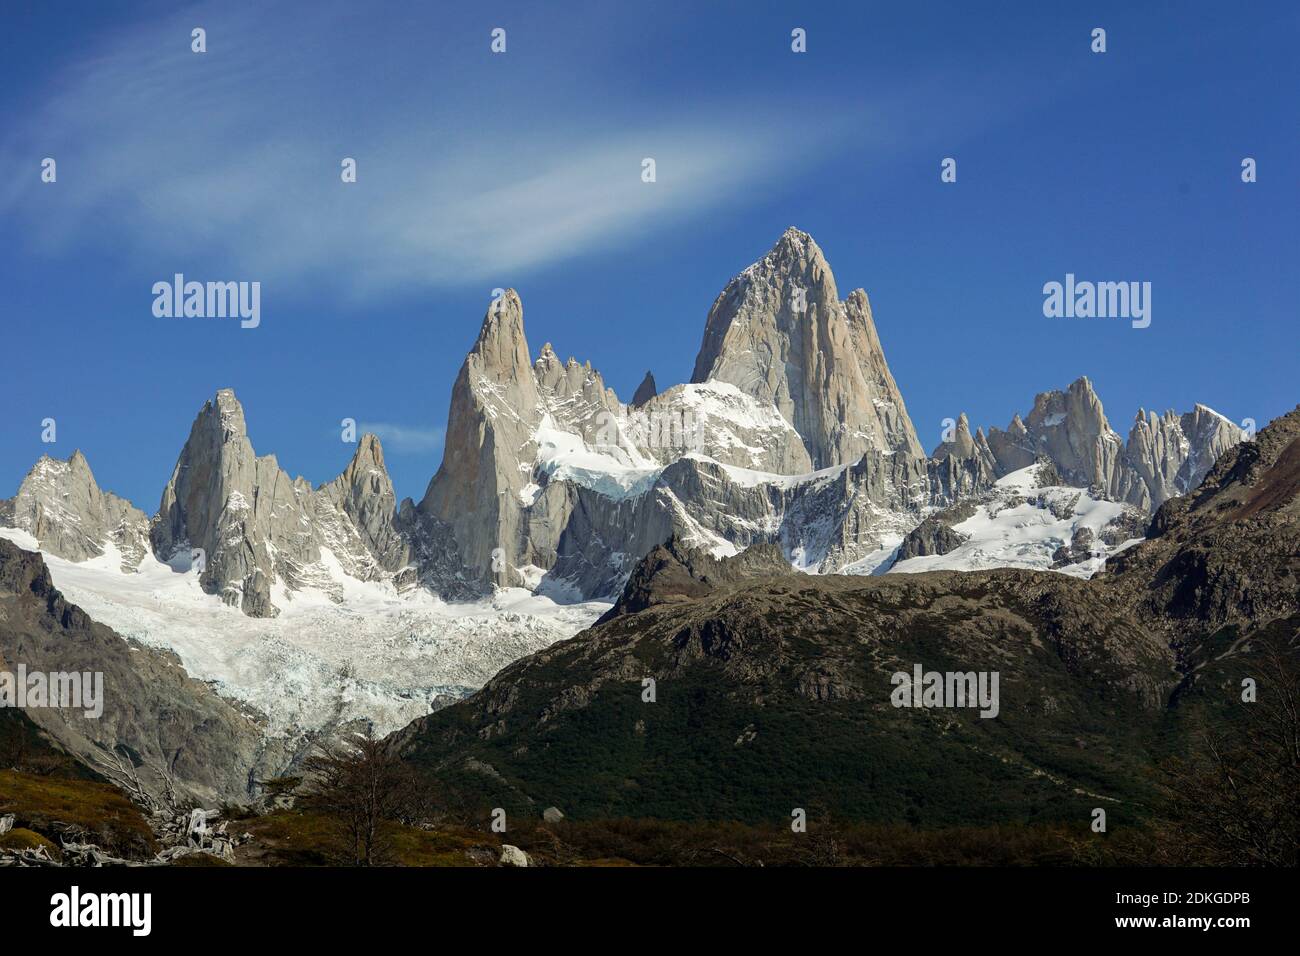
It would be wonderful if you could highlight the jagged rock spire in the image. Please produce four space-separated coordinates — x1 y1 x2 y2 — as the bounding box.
318 433 407 573
690 227 924 466
152 389 285 616
980 377 1242 510
152 389 415 616
631 371 657 407
420 291 542 583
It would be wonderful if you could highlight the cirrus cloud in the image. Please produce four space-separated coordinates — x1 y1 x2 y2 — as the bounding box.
0 0 849 300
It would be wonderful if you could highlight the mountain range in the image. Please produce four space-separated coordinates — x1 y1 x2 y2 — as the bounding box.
0 228 1261 799
394 403 1300 825
2 229 1244 609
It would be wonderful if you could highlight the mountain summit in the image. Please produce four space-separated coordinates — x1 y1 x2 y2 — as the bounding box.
419 290 545 582
4 450 149 571
691 227 924 466
148 389 412 616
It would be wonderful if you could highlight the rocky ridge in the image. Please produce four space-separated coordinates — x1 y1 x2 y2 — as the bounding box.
0 538 282 802
1 229 1247 614
936 377 1244 512
393 408 1300 825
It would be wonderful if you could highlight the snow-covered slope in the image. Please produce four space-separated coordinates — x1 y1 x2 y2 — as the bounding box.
0 527 606 741
864 465 1145 578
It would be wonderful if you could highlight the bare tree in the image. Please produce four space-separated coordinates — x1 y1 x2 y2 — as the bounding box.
89 746 182 816
304 729 427 866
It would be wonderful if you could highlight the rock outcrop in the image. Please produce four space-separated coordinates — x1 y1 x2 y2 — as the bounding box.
691 227 925 467
419 291 543 585
979 378 1243 511
631 371 657 407
894 517 968 561
2 453 149 571
598 535 797 622
150 389 419 616
931 413 998 476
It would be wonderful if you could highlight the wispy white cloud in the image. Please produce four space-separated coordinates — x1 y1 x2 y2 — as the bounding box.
0 1 844 298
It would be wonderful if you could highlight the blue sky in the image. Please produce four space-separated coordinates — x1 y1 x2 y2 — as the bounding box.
1 0 1296 508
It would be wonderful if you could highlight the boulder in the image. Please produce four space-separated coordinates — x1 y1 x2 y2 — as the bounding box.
499 844 531 867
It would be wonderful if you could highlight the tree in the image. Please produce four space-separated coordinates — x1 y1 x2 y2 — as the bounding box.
304 729 427 866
